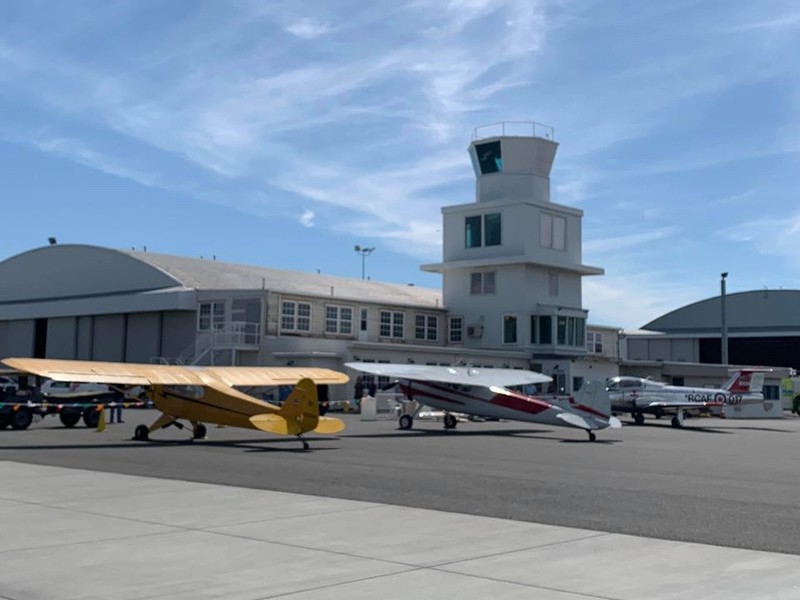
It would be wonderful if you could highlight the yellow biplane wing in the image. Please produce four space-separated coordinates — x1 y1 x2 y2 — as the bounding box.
0 358 350 387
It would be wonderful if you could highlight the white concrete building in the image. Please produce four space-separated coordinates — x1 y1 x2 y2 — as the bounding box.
422 122 605 392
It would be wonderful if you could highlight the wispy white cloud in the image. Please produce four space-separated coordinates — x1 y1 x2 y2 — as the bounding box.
722 211 800 271
584 273 705 330
285 17 331 39
584 229 675 257
2 0 800 325
299 208 315 227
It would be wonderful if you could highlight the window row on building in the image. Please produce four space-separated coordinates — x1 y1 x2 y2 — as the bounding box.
463 212 567 252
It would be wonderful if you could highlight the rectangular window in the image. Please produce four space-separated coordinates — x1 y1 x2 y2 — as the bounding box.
325 304 353 334
475 140 502 174
539 316 552 344
415 315 438 341
380 310 404 339
449 316 463 343
541 213 566 250
548 271 559 296
281 301 311 332
573 376 584 392
484 213 501 246
469 271 496 295
503 315 517 344
465 216 482 248
530 316 537 344
567 317 576 347
557 316 567 345
360 308 368 332
587 332 603 353
198 301 225 332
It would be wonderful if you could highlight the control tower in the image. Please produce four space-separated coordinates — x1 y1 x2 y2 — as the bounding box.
422 122 603 381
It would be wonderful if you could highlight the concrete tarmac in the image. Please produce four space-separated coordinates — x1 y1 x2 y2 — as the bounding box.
1 410 800 555
1 461 799 600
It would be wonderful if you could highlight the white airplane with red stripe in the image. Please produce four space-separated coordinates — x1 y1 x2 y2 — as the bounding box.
345 363 621 442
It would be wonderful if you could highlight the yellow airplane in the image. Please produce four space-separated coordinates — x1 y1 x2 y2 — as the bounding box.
1 357 348 450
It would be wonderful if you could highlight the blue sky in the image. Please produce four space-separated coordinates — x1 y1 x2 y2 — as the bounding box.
1 0 798 329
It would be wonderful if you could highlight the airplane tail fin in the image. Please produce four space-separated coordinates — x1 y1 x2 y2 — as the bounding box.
250 378 345 435
278 378 319 429
723 370 765 394
571 381 622 429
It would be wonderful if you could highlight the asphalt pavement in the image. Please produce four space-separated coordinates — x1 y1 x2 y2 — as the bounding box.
1 409 799 554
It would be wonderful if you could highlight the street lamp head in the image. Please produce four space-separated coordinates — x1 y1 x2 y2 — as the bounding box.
721 272 728 279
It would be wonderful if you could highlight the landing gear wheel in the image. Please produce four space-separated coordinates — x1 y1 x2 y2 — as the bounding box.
134 424 150 441
60 412 81 428
192 424 207 440
588 431 596 442
0 414 12 429
633 412 645 426
443 413 458 430
671 415 683 428
82 408 100 429
11 410 33 430
302 441 310 450
399 414 413 430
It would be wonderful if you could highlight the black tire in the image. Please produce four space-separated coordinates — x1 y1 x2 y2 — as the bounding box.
633 412 645 426
792 396 800 415
399 414 413 430
60 412 81 428
671 415 683 428
193 424 207 440
0 414 11 430
443 414 458 430
588 431 597 442
134 424 149 441
82 408 100 428
11 410 33 430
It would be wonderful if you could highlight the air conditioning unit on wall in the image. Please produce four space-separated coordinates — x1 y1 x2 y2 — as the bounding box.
467 324 484 338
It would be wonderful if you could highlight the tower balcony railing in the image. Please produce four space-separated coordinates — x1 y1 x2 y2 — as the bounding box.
472 121 555 142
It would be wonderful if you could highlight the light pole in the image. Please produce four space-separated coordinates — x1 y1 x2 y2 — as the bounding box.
720 272 728 365
354 245 375 280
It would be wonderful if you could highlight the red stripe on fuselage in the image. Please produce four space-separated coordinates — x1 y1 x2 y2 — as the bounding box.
399 382 466 405
489 389 550 415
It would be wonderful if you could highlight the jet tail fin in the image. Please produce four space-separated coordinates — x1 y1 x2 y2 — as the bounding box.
723 370 765 394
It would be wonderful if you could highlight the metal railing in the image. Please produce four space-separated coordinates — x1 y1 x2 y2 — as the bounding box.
472 121 555 142
152 321 261 366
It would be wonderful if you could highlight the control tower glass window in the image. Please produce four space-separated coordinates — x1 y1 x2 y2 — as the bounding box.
475 141 502 174
484 213 501 246
465 215 482 248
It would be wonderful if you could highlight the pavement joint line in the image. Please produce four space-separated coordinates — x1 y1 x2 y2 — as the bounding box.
0 493 391 540
251 567 428 600
428 567 620 600
0 528 185 556
426 531 613 568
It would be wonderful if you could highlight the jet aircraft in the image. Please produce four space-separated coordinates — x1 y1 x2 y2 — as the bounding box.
346 362 621 441
1 357 348 449
606 369 766 428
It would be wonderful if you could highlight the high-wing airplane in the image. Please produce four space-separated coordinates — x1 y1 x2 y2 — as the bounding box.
606 369 767 428
1 357 349 449
345 362 621 441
